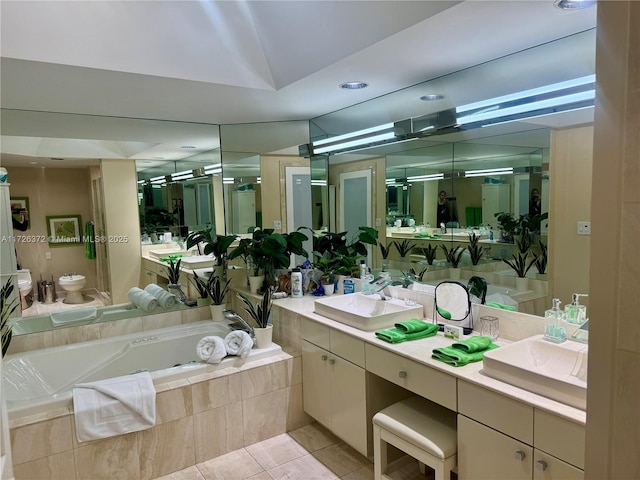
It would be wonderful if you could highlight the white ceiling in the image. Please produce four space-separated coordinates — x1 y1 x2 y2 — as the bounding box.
0 0 597 167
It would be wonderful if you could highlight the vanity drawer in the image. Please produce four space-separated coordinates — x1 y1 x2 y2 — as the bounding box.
365 344 456 410
534 409 585 469
301 318 330 350
458 380 533 444
330 329 365 367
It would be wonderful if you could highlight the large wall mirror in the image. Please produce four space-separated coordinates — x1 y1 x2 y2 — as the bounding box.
304 29 595 316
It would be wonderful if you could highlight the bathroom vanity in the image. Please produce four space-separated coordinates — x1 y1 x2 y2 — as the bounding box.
264 293 586 480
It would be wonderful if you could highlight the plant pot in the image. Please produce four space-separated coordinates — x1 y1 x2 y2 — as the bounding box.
248 275 263 294
197 297 212 307
535 273 548 281
516 276 529 291
322 283 335 296
449 267 461 280
209 303 226 320
254 324 273 349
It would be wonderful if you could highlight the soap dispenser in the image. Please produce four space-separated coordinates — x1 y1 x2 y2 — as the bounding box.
565 293 588 325
544 298 567 343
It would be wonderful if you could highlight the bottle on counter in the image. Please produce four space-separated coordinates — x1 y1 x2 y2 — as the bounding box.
291 268 303 298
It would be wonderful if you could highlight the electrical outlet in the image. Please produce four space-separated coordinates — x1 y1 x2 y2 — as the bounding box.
577 221 591 235
45 252 52 260
273 220 282 230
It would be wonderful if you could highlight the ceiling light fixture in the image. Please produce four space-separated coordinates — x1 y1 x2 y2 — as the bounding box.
420 94 445 101
456 75 595 127
554 0 596 10
465 167 514 178
339 81 368 90
407 173 445 182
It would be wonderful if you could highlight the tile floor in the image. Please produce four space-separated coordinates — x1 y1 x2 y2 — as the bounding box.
20 290 106 317
156 423 433 480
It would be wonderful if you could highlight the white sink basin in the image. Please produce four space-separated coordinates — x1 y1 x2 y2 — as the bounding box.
314 293 423 331
483 334 588 410
149 248 187 259
180 255 216 269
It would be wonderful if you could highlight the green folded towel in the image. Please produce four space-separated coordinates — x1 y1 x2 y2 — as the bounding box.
486 301 517 311
452 336 492 353
437 307 452 319
376 322 438 344
394 319 432 334
431 336 499 366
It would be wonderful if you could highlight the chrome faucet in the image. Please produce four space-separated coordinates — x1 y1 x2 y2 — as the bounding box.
223 309 255 339
440 222 447 234
362 278 393 300
167 284 197 306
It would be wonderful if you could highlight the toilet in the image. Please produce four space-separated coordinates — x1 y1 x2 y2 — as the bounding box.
58 274 86 304
17 269 33 309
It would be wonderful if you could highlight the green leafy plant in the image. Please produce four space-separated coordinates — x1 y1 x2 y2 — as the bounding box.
392 239 415 258
467 233 484 265
1 276 18 357
494 212 519 241
440 244 464 268
190 271 210 299
379 243 391 260
312 226 378 278
238 289 272 328
515 234 531 254
532 240 548 274
166 258 182 285
414 244 437 265
140 207 177 236
313 251 339 284
502 252 536 278
186 229 237 265
208 274 231 305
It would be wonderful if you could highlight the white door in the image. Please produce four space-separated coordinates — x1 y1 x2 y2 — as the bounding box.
339 170 372 264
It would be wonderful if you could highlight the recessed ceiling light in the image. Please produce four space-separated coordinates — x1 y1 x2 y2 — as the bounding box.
339 81 369 90
181 145 196 149
553 0 596 10
420 94 445 101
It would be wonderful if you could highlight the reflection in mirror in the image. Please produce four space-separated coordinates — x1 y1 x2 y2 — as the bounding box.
219 152 261 235
310 155 330 232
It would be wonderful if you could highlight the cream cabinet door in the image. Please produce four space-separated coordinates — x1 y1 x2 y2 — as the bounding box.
330 354 367 456
302 340 332 428
533 450 584 480
458 415 532 480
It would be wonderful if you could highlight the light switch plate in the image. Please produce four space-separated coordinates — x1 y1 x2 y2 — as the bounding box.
273 220 282 230
375 218 382 227
577 221 591 235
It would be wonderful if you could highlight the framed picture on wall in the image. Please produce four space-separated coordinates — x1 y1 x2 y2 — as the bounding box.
46 215 82 246
10 196 30 230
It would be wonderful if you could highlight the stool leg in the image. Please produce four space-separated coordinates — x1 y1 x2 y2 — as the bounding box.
373 424 388 480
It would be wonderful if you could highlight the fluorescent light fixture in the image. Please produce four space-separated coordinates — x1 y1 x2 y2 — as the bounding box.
312 123 396 155
457 75 595 126
171 170 194 181
204 164 222 174
257 177 261 184
465 167 513 178
407 173 444 182
223 178 234 184
311 180 327 186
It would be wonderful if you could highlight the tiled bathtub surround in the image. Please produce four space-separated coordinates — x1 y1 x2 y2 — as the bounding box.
10 351 310 480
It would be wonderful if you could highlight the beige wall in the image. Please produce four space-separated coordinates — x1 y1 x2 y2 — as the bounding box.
549 126 593 307
7 167 97 294
101 159 141 304
586 2 640 478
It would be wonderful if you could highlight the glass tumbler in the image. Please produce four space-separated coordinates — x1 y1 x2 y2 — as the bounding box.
480 315 499 341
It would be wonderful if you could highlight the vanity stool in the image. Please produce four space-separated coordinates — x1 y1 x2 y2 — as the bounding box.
373 396 457 480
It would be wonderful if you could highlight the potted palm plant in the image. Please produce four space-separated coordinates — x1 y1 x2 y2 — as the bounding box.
502 251 536 290
238 289 273 348
467 233 484 266
440 244 464 279
1 276 18 357
190 271 211 306
415 244 438 265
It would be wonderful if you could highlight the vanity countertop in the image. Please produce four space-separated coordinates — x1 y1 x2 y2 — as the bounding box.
273 293 586 426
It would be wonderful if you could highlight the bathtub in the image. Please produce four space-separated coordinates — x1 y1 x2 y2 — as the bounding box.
4 320 282 418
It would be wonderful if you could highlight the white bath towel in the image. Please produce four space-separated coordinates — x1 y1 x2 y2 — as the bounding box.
73 372 156 443
127 287 158 312
224 330 254 358
196 335 227 364
144 283 177 309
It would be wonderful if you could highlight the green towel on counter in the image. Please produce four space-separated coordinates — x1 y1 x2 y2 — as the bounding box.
431 336 499 367
376 320 438 344
486 301 517 311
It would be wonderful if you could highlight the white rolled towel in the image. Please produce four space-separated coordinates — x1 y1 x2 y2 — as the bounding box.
127 287 158 312
196 336 226 364
224 330 254 358
144 283 177 308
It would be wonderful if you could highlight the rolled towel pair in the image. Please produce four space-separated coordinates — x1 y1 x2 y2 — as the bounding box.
196 336 226 364
224 331 254 358
127 287 158 312
144 283 177 309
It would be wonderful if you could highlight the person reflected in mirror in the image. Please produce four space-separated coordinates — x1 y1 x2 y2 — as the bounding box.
437 190 454 227
529 188 542 216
